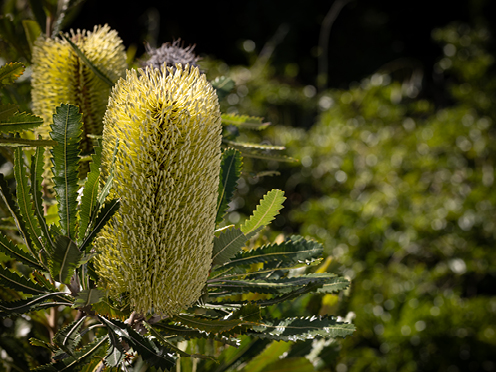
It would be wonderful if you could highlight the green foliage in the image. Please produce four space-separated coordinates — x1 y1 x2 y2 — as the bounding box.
274 23 496 372
241 189 285 237
216 148 243 224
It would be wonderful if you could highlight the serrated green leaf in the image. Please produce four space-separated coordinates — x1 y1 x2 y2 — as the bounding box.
31 335 108 372
248 316 355 341
0 292 71 317
0 173 41 266
221 113 270 130
0 104 19 121
29 337 58 352
0 232 43 270
0 62 24 86
31 146 54 248
215 235 323 273
0 137 58 147
208 274 337 295
212 227 247 267
211 76 234 101
48 235 82 284
78 146 101 243
316 276 350 293
153 322 237 346
0 266 49 295
53 316 86 355
0 112 43 133
216 148 242 225
60 33 115 87
172 314 253 335
50 104 83 239
98 316 175 370
14 147 44 253
241 189 286 238
73 288 103 309
79 198 120 253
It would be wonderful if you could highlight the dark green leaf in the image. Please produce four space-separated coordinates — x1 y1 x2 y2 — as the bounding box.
79 198 120 253
216 148 243 225
248 316 355 341
73 288 103 309
0 62 24 86
50 104 82 239
48 235 82 284
78 145 101 243
0 292 71 317
60 33 115 87
0 137 57 147
241 189 286 238
53 316 86 355
208 274 337 295
0 104 19 120
31 146 54 248
0 112 44 133
14 147 44 253
212 226 247 267
27 0 47 32
0 266 50 295
0 232 44 271
31 335 108 372
22 20 42 53
153 322 238 345
0 173 41 266
172 314 252 335
214 235 323 272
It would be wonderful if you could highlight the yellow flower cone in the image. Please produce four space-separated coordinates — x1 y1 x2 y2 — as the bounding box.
31 24 127 156
95 64 222 316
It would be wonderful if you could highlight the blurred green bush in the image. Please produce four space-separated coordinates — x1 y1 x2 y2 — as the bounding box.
271 24 496 371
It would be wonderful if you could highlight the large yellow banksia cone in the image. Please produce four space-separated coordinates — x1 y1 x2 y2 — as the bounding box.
95 64 222 316
31 25 127 154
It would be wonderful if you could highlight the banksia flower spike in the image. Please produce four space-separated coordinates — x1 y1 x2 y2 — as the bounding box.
31 25 127 155
142 40 201 74
95 64 222 316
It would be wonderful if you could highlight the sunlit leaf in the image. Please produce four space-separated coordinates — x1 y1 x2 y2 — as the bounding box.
0 62 24 86
0 292 71 317
0 266 49 295
212 226 247 267
78 145 101 243
221 113 270 130
241 189 286 238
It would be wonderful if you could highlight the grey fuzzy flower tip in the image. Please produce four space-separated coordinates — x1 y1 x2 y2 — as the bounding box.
143 40 201 73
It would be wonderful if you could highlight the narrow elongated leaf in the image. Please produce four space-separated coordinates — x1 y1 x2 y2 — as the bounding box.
50 104 82 239
241 341 292 372
212 227 247 267
31 146 53 248
216 236 323 272
224 140 285 151
31 335 108 372
221 113 270 130
208 274 337 295
27 0 46 33
0 62 24 86
153 322 238 345
0 292 71 317
0 112 44 133
0 233 43 270
211 76 234 101
216 148 242 225
22 20 42 53
60 34 115 87
78 146 101 242
48 235 82 284
73 288 103 309
14 147 44 252
0 137 57 147
0 104 18 120
316 276 351 293
241 189 285 238
0 266 49 295
98 316 125 367
96 139 119 207
239 151 297 163
0 173 40 263
53 316 86 355
79 198 120 253
249 316 355 341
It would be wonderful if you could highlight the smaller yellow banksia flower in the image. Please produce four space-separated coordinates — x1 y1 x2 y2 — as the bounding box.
31 24 127 154
95 64 222 316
